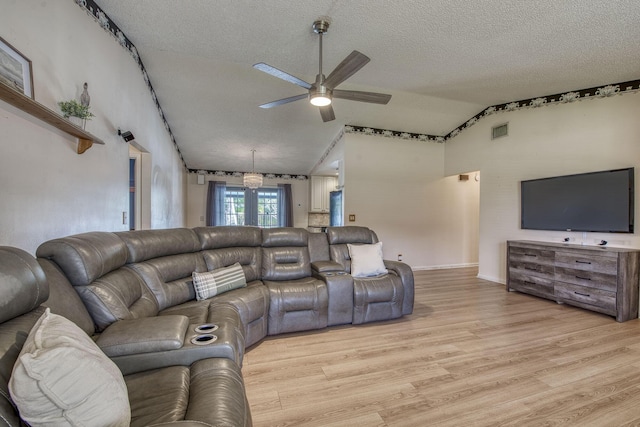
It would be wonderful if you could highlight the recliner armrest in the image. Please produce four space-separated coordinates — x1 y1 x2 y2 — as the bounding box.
311 260 344 273
97 315 189 357
383 260 414 315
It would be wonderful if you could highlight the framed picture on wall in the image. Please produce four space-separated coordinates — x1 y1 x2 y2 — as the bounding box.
0 36 34 98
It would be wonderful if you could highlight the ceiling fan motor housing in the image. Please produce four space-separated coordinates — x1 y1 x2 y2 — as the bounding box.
313 20 330 34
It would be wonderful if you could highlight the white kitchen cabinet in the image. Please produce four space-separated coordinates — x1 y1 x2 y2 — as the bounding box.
310 176 337 212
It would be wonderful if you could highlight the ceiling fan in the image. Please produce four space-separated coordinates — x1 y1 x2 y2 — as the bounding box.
253 19 391 122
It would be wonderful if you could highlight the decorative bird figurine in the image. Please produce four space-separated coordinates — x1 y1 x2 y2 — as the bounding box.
80 82 90 107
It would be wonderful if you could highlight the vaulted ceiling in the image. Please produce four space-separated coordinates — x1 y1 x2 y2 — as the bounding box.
94 1 640 175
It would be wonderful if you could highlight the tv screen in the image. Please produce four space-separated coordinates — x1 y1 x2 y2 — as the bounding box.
520 168 634 233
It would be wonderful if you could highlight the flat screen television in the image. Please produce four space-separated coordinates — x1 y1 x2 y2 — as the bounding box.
520 168 634 233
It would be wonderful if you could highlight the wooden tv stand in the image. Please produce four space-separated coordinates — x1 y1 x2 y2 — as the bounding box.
507 240 640 322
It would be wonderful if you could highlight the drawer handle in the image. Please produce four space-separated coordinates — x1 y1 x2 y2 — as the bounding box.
575 260 592 265
575 275 591 281
574 291 591 297
524 254 537 258
524 266 538 271
524 281 535 285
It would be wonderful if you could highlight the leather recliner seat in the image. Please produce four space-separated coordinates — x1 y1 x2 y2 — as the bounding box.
326 226 415 324
261 228 329 335
0 246 252 427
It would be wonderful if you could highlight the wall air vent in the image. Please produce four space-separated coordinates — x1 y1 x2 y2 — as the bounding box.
491 123 508 140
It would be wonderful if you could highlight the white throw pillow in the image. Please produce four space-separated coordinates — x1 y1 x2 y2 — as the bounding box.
348 242 388 278
192 262 247 300
9 308 130 427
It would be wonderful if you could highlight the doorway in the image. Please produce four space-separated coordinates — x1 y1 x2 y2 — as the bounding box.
128 144 150 230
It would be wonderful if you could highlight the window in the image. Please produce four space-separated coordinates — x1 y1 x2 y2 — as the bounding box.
224 188 246 226
257 189 279 228
224 187 280 228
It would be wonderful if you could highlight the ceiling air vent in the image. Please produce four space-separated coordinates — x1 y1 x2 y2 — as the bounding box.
491 123 508 140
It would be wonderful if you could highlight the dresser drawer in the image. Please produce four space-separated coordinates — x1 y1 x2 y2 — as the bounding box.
555 251 617 275
509 260 555 279
509 246 555 265
555 267 617 291
508 269 555 299
555 282 616 315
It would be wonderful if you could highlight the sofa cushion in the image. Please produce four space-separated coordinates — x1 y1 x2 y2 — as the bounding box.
261 227 308 247
348 242 388 278
125 358 251 427
202 246 262 283
195 226 262 249
116 228 201 263
327 226 378 245
128 253 205 310
38 259 95 335
0 247 49 324
193 263 247 300
126 365 190 426
9 308 130 427
76 266 160 331
36 231 128 286
262 246 312 281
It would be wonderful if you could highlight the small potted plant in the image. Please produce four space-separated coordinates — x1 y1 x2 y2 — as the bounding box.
58 99 94 129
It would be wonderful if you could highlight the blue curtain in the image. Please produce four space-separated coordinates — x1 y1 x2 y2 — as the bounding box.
206 181 226 226
277 183 293 227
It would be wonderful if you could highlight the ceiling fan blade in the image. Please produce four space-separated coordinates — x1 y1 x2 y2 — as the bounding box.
323 50 371 89
253 63 312 89
259 93 308 109
319 105 335 122
333 89 392 105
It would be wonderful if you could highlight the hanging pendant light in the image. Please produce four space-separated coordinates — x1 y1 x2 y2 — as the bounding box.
243 149 263 189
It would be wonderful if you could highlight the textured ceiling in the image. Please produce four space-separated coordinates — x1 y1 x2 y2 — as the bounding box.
95 0 640 175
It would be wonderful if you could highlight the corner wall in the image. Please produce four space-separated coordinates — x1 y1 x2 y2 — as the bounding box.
0 1 186 254
444 93 640 283
344 133 479 269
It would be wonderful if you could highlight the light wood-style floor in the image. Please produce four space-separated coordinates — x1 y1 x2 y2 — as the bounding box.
242 268 640 426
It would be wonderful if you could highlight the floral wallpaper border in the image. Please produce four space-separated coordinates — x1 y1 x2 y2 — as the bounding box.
345 78 640 143
188 169 308 181
75 0 187 169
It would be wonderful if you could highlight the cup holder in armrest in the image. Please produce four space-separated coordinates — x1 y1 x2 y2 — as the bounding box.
194 323 219 333
190 334 218 346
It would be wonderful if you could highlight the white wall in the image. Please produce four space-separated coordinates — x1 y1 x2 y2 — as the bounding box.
0 1 186 254
186 174 310 229
343 133 479 269
444 93 640 283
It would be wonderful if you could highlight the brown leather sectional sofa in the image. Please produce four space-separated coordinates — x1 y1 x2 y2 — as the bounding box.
0 226 414 426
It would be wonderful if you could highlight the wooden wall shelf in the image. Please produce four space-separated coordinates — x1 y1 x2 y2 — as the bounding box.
0 83 105 154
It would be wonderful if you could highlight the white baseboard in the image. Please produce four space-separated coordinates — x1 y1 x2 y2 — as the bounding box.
476 274 505 285
412 263 479 271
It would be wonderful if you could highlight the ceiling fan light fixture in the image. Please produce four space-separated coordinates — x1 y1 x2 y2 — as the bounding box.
310 93 332 107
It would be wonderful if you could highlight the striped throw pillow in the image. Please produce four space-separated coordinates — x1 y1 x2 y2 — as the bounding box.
192 263 247 300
